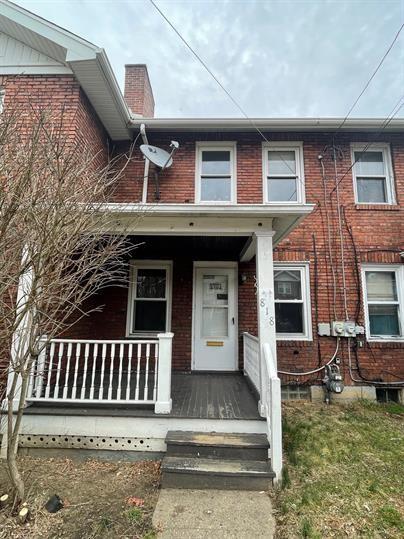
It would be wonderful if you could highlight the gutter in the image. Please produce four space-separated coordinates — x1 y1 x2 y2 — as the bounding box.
101 202 316 218
128 117 404 132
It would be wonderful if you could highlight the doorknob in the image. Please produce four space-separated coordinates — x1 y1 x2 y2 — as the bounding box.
232 317 235 325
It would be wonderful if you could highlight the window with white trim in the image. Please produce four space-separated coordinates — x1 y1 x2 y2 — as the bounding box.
263 143 305 203
274 263 312 340
127 261 172 336
351 144 395 204
196 143 236 203
362 265 403 341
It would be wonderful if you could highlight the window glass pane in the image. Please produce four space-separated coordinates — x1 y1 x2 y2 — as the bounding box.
274 270 302 300
354 151 384 176
366 272 397 301
268 151 296 175
136 269 166 298
357 178 387 203
275 303 303 334
133 300 166 331
201 177 231 201
202 275 228 306
268 178 297 202
202 307 228 337
369 304 399 336
201 151 230 175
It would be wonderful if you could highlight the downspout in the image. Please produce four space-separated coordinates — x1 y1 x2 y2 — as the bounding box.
140 123 149 203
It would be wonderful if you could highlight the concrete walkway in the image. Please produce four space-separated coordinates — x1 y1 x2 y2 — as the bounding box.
152 489 275 538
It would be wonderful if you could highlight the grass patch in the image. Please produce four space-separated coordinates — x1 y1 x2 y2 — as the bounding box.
275 400 404 538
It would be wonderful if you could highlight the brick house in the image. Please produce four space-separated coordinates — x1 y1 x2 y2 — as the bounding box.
0 1 403 487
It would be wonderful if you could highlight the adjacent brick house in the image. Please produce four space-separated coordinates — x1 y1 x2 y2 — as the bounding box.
0 0 403 484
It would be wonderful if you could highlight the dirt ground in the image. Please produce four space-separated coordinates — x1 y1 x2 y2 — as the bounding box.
0 456 160 539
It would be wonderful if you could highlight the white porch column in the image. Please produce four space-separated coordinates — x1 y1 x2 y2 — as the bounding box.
154 332 174 414
255 231 277 415
1 247 34 458
3 247 33 412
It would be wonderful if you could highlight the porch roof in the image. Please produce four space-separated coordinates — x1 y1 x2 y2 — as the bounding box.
103 202 315 246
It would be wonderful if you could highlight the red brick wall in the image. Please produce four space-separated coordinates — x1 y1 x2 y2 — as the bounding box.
103 131 404 384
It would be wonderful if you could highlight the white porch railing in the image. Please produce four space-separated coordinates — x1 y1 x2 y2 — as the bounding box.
26 333 174 414
243 332 260 394
243 332 282 483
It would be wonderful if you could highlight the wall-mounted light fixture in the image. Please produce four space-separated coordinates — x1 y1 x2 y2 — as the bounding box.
239 273 247 285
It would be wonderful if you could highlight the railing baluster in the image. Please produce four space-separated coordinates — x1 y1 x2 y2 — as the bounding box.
117 343 124 400
135 343 141 401
90 343 98 400
53 342 64 399
99 343 107 400
80 343 90 399
143 343 150 401
71 342 81 400
35 339 47 398
27 353 36 399
44 341 55 399
62 342 73 399
108 343 115 400
126 343 133 401
152 343 158 401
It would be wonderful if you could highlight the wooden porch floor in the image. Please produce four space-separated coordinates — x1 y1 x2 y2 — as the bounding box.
25 373 262 421
171 373 260 420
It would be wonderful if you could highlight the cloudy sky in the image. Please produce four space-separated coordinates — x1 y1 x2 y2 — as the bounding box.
16 0 404 118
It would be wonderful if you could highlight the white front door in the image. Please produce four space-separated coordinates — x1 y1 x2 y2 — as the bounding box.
193 265 237 371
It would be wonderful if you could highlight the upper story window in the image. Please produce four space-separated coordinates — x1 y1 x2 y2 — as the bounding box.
263 142 305 204
274 263 312 340
126 260 172 337
351 143 395 204
361 265 403 341
195 142 236 204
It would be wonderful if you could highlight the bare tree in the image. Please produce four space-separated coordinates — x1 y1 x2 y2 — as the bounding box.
0 98 139 502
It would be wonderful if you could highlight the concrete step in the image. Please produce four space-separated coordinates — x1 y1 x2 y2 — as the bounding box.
161 455 275 490
165 430 269 460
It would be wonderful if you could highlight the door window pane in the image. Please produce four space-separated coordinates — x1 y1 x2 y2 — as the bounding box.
202 275 228 305
357 178 387 203
268 151 296 175
201 151 230 175
202 307 228 337
201 177 231 201
268 178 297 202
136 269 166 298
275 303 303 333
366 272 397 301
354 151 384 176
133 300 166 332
369 305 399 336
274 270 302 299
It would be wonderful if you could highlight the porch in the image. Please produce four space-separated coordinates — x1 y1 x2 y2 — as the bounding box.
25 338 261 420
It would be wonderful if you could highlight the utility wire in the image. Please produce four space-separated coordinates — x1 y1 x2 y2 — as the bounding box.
334 22 404 137
329 95 404 196
149 0 301 181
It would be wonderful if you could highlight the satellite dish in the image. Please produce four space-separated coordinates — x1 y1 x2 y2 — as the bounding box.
140 144 173 169
139 141 179 200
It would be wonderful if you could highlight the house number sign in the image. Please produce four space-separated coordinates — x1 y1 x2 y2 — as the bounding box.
259 288 275 327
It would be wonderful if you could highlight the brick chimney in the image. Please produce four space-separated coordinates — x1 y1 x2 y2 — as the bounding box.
124 64 155 117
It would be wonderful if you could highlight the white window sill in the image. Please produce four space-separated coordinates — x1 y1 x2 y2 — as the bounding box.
367 337 404 343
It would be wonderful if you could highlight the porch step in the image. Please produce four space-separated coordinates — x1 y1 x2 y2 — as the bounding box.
165 430 269 460
161 456 275 490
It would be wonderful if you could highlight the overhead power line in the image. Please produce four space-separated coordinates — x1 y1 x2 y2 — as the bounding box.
334 22 404 137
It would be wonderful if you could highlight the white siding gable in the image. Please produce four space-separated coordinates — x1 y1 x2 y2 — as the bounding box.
0 32 72 74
